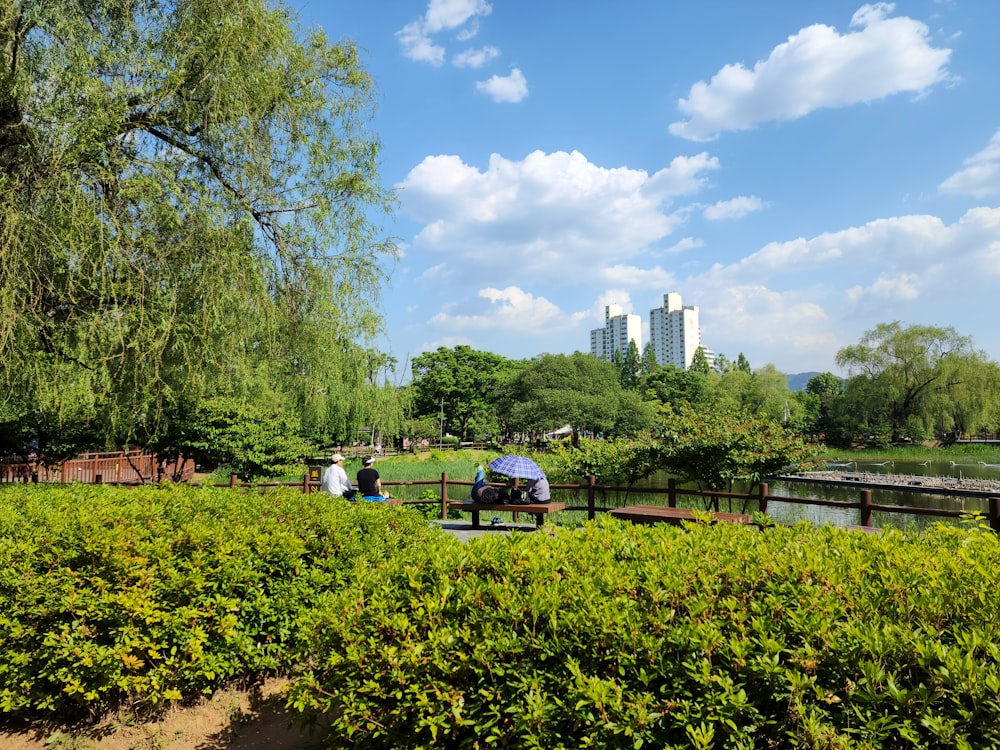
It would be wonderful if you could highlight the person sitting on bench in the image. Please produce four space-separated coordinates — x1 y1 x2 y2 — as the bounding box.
471 465 497 503
357 455 389 502
524 473 551 503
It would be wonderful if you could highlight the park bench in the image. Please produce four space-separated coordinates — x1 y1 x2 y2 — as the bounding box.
447 500 565 529
609 505 754 526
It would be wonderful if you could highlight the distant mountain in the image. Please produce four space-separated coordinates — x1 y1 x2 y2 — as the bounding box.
786 372 821 392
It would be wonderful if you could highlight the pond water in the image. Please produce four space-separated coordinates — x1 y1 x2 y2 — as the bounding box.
627 460 1000 532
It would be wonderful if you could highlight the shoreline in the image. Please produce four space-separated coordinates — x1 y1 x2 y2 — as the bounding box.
795 470 1000 494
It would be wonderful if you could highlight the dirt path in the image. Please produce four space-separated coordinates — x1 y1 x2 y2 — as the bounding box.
0 679 327 750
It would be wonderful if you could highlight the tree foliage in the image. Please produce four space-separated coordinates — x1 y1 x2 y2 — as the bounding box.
509 353 654 442
660 408 815 492
409 346 519 441
0 0 396 462
834 322 998 442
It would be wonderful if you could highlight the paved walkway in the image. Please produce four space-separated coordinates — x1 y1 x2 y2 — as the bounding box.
432 519 540 542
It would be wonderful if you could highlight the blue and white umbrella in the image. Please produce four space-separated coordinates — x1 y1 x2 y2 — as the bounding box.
488 454 546 480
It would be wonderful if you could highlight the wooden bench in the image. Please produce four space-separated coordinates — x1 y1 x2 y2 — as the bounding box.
609 505 754 526
447 500 565 529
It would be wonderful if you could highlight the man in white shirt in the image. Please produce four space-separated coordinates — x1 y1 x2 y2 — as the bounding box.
321 453 353 497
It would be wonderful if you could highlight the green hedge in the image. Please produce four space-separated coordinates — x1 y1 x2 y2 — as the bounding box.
0 484 440 717
288 519 1000 749
4 484 1000 749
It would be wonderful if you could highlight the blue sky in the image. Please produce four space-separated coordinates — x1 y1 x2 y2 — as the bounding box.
296 1 1000 376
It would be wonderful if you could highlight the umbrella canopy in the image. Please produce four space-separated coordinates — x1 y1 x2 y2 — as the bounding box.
488 454 546 480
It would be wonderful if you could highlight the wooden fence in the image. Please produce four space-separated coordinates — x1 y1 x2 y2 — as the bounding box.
205 472 1000 534
0 450 195 484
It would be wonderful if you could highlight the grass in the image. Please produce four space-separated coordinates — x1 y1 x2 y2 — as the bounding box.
819 443 1000 462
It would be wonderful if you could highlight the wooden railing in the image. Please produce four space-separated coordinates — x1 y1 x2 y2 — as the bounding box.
206 472 1000 534
13 464 995 533
0 450 195 484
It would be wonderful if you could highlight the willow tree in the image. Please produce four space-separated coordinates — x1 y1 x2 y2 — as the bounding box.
0 0 396 464
834 322 998 442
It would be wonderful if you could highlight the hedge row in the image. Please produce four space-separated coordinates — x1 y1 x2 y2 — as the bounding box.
0 484 439 717
3 485 1000 748
288 518 1000 749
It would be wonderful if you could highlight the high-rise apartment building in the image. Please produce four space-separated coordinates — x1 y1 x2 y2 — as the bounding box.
590 304 641 361
649 292 702 370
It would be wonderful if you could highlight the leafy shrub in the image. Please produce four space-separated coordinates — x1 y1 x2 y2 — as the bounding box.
0 484 445 719
289 520 1000 749
170 396 311 479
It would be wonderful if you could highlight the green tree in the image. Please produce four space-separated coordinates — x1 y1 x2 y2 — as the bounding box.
689 346 711 375
660 408 815 497
615 340 641 390
835 322 998 442
508 353 649 444
0 0 395 463
641 365 708 411
639 342 659 375
410 346 515 441
803 372 843 439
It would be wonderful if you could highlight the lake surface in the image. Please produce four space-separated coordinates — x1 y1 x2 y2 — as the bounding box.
630 460 1000 532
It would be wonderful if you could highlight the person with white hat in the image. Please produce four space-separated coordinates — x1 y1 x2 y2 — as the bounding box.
356 455 389 501
321 453 354 498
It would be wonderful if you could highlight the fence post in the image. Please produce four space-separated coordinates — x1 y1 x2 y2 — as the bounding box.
302 472 310 495
230 473 238 489
860 489 873 528
668 478 677 508
758 483 768 514
440 472 449 520
587 475 596 520
990 497 1000 534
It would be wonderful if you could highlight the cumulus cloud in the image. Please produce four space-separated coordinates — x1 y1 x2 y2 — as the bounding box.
397 149 719 284
397 0 492 65
682 206 1000 370
453 45 500 68
429 286 587 333
424 0 491 33
703 195 767 220
660 237 704 255
669 3 952 141
601 265 679 290
475 67 528 103
940 128 1000 197
396 21 446 66
846 272 923 301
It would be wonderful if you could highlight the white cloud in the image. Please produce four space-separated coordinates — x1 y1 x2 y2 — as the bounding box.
396 21 446 66
398 0 493 65
703 195 767 220
601 265 679 290
453 45 500 69
669 3 952 141
424 0 491 34
660 236 704 255
397 149 719 285
683 206 1000 371
475 67 528 103
429 286 586 333
940 128 1000 197
846 272 922 301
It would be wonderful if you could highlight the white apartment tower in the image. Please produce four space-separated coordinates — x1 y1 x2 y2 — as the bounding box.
649 292 702 369
590 304 641 361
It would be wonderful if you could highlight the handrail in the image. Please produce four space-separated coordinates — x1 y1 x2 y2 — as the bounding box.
13 469 999 534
